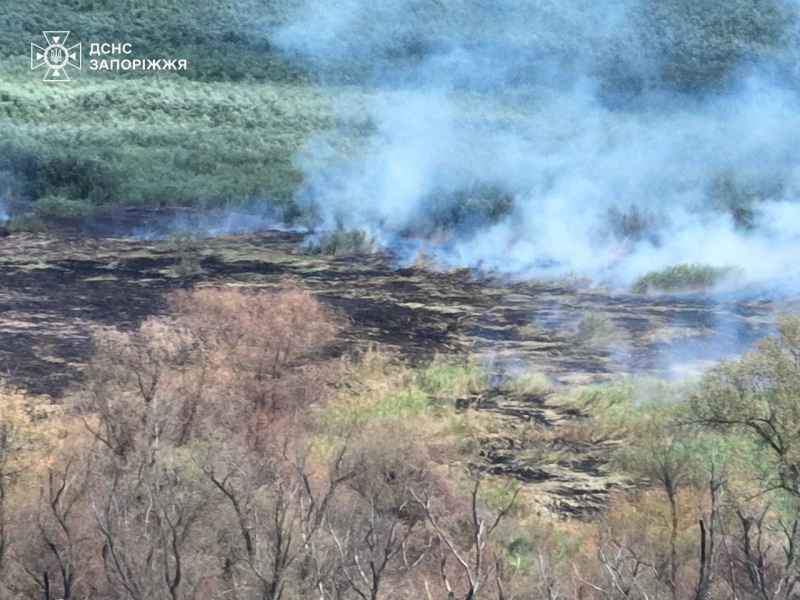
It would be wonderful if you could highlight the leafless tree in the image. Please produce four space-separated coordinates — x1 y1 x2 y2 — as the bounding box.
197 437 358 600
412 478 518 600
19 458 91 600
90 447 208 600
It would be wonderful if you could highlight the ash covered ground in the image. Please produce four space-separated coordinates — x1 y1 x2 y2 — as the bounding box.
0 220 780 516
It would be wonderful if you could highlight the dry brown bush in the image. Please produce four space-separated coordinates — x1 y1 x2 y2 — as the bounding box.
77 281 341 456
170 282 339 414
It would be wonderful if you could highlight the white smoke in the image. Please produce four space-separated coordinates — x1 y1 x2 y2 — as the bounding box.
271 0 800 291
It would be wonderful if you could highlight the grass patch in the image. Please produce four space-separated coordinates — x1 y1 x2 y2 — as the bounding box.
556 377 686 443
576 313 625 344
632 264 738 294
502 372 553 396
568 377 684 413
350 388 432 422
413 360 487 397
318 353 474 437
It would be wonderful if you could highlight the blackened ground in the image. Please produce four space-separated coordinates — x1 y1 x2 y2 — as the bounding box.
0 227 776 518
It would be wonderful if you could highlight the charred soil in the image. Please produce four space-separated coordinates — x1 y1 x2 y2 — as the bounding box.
0 228 775 517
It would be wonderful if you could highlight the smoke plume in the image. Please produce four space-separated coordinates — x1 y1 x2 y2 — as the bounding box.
271 0 800 291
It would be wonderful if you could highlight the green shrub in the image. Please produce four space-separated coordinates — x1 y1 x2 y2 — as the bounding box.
32 196 92 218
303 228 377 256
409 183 515 236
632 264 738 293
636 0 792 91
4 212 47 233
576 313 625 344
690 316 800 492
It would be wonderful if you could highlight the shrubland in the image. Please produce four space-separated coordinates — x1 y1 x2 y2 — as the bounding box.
0 0 322 214
0 80 344 215
1 0 794 222
635 0 792 92
0 282 516 600
0 279 798 598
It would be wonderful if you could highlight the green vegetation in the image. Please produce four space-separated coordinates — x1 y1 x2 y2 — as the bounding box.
576 313 625 344
2 212 47 232
410 183 516 236
502 372 552 396
0 0 361 215
414 360 487 397
632 263 738 293
31 195 92 217
338 387 435 425
636 0 792 91
0 0 792 221
0 79 345 213
0 0 305 84
691 315 800 491
302 227 377 256
0 265 798 598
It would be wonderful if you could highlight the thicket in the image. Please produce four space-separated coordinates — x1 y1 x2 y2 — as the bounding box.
2 0 793 219
632 263 738 294
635 0 792 92
0 80 339 214
302 228 377 256
0 0 335 215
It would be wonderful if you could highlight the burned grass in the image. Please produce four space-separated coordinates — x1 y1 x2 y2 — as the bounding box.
0 229 776 518
0 230 774 398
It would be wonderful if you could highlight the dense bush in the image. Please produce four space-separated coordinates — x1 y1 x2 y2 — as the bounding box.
0 0 344 212
410 183 516 236
635 0 793 91
2 283 800 598
0 284 522 600
31 195 92 217
303 227 377 256
632 263 738 293
0 79 340 211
